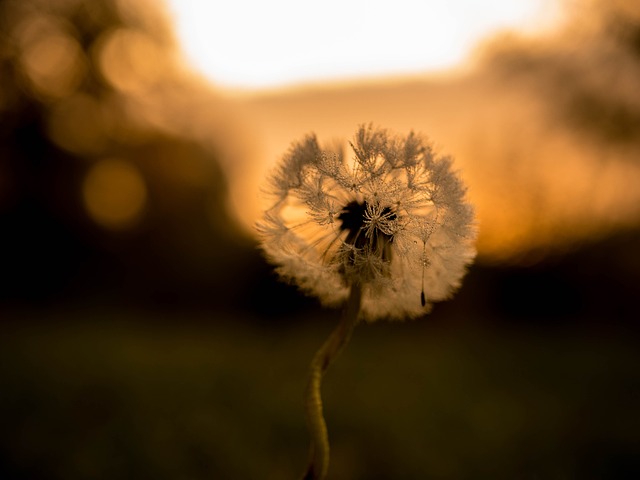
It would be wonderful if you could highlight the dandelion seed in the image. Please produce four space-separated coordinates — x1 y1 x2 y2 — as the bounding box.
258 124 477 320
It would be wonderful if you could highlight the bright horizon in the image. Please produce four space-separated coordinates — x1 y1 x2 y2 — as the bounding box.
164 0 562 91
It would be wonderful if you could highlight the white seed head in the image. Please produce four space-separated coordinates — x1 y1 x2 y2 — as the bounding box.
257 124 477 321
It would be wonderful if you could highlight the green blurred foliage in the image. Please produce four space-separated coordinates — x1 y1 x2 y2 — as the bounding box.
1 315 638 479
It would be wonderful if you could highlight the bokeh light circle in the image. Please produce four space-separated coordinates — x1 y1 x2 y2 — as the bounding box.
82 158 147 230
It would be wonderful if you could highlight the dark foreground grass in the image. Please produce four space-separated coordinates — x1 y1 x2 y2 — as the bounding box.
0 310 638 479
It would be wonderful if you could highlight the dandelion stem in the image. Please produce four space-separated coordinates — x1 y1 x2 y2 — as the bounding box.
302 284 362 480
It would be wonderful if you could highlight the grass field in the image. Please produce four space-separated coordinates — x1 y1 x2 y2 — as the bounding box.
1 309 638 479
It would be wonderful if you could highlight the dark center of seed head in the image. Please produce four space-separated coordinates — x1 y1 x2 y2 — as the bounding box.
338 200 396 250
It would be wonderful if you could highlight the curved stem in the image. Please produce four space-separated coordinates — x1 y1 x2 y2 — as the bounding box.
301 285 363 480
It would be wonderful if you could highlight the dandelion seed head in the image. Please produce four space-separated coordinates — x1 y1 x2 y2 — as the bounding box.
257 124 477 320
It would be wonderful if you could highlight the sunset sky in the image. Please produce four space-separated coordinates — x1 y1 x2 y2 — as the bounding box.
6 0 634 265
164 0 563 91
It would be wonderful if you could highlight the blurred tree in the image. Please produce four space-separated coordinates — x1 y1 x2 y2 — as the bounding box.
483 0 640 150
0 0 256 310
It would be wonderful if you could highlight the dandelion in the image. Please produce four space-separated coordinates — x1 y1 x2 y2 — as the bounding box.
257 124 477 479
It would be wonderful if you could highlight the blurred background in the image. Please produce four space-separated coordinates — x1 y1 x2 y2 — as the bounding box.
0 0 639 478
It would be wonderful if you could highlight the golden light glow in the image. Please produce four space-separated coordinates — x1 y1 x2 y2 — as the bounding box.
16 14 86 99
232 68 640 263
96 28 166 94
82 159 147 230
164 0 560 90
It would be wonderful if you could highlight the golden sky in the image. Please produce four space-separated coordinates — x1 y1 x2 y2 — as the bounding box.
6 0 638 268
77 0 640 264
190 0 640 264
164 0 562 91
